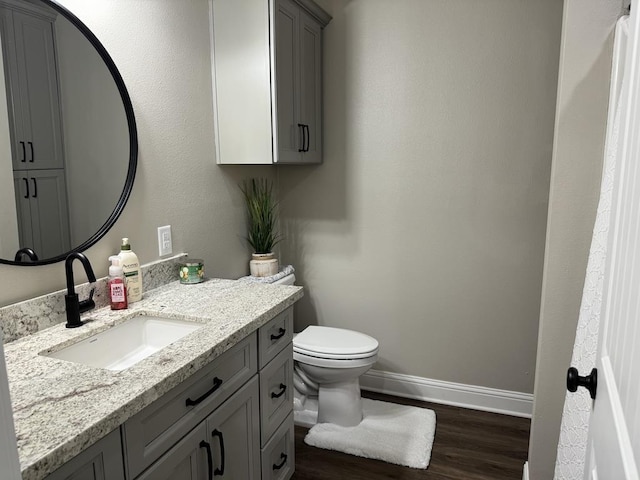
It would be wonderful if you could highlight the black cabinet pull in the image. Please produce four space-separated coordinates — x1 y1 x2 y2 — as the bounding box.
567 367 597 399
273 453 288 470
185 377 223 407
31 178 37 198
199 440 213 480
297 123 305 152
271 383 287 399
270 327 286 341
303 124 309 152
28 141 34 162
19 141 25 162
211 429 225 476
23 178 29 198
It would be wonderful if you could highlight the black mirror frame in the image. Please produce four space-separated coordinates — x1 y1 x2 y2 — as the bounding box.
1 0 138 266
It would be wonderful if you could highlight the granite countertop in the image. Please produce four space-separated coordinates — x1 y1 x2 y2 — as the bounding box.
3 278 303 480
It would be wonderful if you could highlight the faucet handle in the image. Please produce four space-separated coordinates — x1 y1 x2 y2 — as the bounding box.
79 282 96 314
79 299 95 314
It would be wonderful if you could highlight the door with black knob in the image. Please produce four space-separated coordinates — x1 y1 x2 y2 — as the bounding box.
205 377 261 479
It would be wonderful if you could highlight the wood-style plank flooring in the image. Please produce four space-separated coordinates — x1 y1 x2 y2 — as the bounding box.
292 391 530 480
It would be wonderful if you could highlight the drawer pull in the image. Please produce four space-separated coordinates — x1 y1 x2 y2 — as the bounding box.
273 453 288 470
270 328 286 341
185 377 223 407
271 383 287 399
212 429 225 476
199 440 213 480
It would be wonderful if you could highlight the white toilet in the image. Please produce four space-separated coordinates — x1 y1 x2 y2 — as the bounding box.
293 326 378 427
270 271 379 427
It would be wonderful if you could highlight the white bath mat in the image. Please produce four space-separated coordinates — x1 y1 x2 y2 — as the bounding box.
304 399 436 469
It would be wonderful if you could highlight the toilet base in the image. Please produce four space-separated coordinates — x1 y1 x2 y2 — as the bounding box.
317 380 363 427
293 378 364 427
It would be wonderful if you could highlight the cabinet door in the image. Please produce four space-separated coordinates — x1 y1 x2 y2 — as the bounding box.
44 429 125 480
298 9 322 164
13 170 34 253
136 423 209 480
11 10 64 170
0 8 27 170
205 376 261 479
274 0 301 164
27 169 70 259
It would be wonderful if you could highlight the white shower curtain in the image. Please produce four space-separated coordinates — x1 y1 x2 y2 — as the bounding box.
553 15 629 480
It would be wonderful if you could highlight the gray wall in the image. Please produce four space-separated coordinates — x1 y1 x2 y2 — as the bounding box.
278 0 562 394
527 0 622 478
0 0 273 307
56 14 129 247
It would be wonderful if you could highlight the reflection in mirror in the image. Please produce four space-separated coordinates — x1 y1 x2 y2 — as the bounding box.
0 0 136 265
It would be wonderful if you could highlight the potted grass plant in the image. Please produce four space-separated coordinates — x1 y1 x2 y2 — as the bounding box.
240 178 281 277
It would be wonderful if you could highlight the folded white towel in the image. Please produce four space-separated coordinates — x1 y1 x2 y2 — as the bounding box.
238 265 295 284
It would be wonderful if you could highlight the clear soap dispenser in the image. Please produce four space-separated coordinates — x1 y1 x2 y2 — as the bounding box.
108 255 128 310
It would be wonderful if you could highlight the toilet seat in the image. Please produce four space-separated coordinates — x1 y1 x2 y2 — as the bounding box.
293 345 377 360
294 349 378 369
293 326 379 358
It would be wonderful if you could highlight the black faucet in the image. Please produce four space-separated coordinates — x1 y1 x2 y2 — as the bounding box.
65 252 97 328
14 247 39 262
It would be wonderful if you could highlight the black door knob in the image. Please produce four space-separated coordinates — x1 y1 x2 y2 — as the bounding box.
566 367 597 400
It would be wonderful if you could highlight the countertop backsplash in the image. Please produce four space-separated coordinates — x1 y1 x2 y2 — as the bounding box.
0 254 188 344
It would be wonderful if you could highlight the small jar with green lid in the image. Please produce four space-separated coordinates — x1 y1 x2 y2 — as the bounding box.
179 259 204 284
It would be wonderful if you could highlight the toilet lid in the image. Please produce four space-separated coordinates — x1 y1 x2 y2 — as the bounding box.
293 326 378 358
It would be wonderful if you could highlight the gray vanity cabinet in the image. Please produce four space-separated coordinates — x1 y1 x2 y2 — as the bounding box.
257 308 294 479
13 168 71 258
0 1 65 171
43 306 296 480
123 334 257 478
203 377 261 479
44 429 125 480
211 0 330 165
137 378 261 480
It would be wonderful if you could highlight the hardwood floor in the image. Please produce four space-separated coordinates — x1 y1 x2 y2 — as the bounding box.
292 391 530 480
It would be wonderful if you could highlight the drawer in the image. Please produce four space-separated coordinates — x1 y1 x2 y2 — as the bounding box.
259 344 293 446
123 333 257 479
258 307 293 369
261 412 295 480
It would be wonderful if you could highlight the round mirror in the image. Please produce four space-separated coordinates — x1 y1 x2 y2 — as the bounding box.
0 0 137 266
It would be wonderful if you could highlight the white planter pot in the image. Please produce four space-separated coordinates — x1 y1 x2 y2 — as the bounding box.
250 253 279 277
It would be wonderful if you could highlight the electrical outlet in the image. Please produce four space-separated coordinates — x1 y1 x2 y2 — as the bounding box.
157 225 172 256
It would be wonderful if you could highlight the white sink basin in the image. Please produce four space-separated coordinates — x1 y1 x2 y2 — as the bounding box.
44 315 203 371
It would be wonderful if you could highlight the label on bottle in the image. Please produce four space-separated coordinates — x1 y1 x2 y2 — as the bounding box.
124 270 141 301
110 281 126 303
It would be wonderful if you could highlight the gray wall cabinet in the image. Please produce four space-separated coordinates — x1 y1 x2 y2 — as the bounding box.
1 0 70 258
211 0 330 165
13 168 71 258
45 307 296 480
273 0 324 164
0 0 65 171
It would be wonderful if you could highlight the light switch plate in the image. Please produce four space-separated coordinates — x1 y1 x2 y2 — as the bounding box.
157 225 172 256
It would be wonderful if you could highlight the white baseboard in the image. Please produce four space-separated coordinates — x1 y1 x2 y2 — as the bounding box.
360 369 533 418
523 461 529 480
